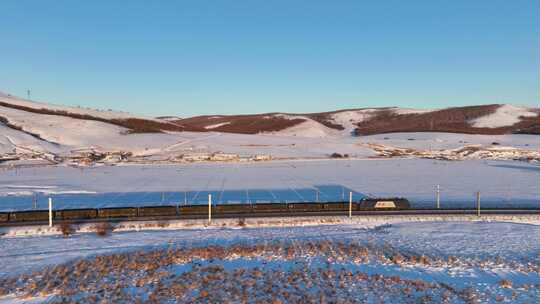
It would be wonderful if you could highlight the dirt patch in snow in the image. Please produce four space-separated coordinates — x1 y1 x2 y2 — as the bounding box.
177 114 306 134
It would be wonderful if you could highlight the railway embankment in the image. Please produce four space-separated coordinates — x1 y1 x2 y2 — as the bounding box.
1 213 539 237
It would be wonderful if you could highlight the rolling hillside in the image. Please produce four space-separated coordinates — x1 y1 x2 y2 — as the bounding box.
2 91 538 140
354 104 540 136
0 91 538 165
174 104 539 137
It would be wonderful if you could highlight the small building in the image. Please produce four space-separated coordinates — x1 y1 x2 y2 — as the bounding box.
101 151 132 163
211 152 240 162
181 152 211 162
252 154 272 161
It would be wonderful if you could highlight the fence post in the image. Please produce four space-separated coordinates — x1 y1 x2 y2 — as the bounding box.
349 192 353 218
476 191 481 217
48 197 53 227
436 185 440 209
208 194 212 224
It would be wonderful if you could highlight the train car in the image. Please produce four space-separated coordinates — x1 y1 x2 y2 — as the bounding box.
287 202 324 212
358 198 410 210
97 207 138 218
252 203 288 213
138 206 177 217
214 204 253 214
8 210 49 222
0 212 9 222
179 205 210 216
322 202 350 211
55 208 98 220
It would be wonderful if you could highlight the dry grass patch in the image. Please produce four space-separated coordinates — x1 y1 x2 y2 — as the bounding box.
499 279 513 289
237 217 246 227
57 222 75 237
1 240 538 303
93 222 114 237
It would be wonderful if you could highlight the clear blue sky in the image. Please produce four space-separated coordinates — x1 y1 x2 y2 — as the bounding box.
1 1 539 116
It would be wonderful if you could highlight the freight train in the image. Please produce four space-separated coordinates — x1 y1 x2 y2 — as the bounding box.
0 198 410 223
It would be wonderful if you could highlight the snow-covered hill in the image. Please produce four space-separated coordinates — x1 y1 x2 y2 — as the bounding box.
0 91 538 166
0 92 137 120
0 103 128 146
177 104 539 138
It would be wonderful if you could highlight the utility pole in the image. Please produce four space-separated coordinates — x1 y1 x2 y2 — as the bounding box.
436 185 440 209
48 197 53 227
208 194 212 224
349 192 353 218
476 191 481 217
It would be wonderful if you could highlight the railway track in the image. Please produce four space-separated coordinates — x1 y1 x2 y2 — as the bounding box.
1 207 539 228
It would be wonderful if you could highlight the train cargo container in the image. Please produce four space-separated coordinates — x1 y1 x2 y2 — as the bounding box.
55 208 97 220
98 207 138 218
323 202 350 211
0 212 9 222
179 205 210 215
9 210 49 222
287 202 324 212
138 206 177 217
214 204 253 214
252 203 288 213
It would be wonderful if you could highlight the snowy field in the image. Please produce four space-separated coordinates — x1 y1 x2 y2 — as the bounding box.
0 158 539 211
0 221 538 303
361 132 540 150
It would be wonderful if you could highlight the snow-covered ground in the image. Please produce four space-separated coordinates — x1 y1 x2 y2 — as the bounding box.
0 159 539 211
2 122 539 166
1 121 539 211
328 109 377 135
0 221 539 302
0 125 62 156
267 114 341 138
471 104 538 128
360 132 540 150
